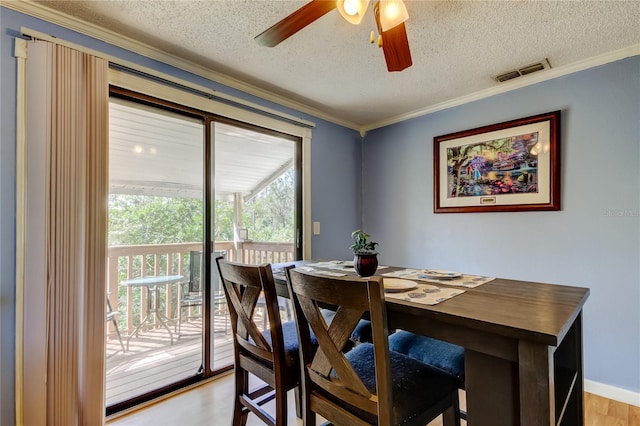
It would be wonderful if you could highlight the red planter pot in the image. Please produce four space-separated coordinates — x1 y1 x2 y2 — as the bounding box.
353 253 378 277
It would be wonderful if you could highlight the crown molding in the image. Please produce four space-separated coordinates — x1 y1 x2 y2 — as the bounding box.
361 44 640 133
3 0 361 131
4 1 638 135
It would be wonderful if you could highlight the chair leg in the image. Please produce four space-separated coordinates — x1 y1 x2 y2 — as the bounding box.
111 318 126 353
274 383 288 426
234 369 249 426
302 392 315 426
213 302 230 335
176 304 184 339
294 385 302 419
441 391 461 426
224 306 229 335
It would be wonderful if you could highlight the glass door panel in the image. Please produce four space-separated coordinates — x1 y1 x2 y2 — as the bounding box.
210 122 299 372
106 97 204 408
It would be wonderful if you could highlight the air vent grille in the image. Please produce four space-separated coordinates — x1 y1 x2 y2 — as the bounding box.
495 59 552 83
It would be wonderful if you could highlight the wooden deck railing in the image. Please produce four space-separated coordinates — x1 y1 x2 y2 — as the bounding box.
106 241 294 334
237 241 295 264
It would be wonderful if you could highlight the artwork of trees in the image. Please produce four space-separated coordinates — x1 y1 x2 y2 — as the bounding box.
446 132 540 198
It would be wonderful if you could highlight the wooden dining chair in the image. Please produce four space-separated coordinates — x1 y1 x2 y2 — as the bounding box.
216 257 302 426
284 266 461 426
318 309 375 346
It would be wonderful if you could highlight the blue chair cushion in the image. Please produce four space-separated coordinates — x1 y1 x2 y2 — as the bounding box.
332 343 457 425
351 319 373 343
388 330 465 384
320 309 373 343
257 320 317 368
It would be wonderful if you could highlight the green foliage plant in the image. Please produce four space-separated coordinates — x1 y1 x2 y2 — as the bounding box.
350 230 378 255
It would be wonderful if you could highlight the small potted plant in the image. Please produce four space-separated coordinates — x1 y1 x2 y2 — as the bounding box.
350 229 379 277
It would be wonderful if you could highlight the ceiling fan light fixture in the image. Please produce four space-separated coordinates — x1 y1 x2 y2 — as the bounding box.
379 0 409 32
337 0 369 25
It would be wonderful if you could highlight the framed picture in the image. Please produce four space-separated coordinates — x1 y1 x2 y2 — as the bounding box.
434 110 561 213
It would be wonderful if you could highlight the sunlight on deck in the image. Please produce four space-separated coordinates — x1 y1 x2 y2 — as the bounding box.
106 317 235 406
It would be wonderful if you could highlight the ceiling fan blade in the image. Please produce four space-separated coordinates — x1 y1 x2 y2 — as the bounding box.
255 1 337 47
380 23 412 72
374 2 412 72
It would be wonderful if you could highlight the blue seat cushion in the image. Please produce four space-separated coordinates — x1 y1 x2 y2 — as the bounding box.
331 343 457 425
320 309 373 343
351 319 373 343
388 330 465 384
253 320 313 368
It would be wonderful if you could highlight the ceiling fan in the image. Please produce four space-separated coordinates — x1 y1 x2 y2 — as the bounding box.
255 0 413 72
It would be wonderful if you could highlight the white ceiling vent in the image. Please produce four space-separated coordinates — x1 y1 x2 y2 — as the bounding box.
495 59 552 83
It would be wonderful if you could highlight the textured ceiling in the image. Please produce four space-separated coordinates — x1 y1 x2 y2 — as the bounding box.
25 0 640 127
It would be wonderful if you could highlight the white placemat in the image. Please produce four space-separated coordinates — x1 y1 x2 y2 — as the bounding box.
288 266 350 277
383 280 466 305
381 269 494 288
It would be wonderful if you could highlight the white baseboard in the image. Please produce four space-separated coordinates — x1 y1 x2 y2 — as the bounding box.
585 379 640 407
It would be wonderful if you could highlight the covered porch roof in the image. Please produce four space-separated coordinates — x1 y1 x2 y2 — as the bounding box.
109 97 294 201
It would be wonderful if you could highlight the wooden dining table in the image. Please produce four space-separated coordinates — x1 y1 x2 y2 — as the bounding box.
272 261 589 426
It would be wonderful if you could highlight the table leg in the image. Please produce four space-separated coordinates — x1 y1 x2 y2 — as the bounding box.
465 349 518 426
152 285 174 345
518 341 555 426
465 328 583 426
125 291 153 351
547 314 584 425
125 285 174 349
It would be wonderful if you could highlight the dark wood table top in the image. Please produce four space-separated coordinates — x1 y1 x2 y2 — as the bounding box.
273 261 589 347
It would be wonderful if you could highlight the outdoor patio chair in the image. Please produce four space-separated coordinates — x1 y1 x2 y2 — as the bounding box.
176 250 228 338
256 295 292 330
106 298 126 354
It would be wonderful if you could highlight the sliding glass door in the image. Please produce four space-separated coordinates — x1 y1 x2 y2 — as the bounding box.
105 89 302 415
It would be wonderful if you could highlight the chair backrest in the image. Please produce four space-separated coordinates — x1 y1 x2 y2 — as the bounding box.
212 250 227 296
215 257 287 374
188 250 203 294
187 250 227 295
284 266 394 424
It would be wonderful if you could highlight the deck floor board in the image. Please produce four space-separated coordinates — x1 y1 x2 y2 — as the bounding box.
106 318 235 406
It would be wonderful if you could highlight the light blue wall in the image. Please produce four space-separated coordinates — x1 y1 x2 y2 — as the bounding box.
363 56 640 393
0 8 19 425
0 7 361 423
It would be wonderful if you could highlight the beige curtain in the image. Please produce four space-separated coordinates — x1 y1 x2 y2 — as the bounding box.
22 40 108 425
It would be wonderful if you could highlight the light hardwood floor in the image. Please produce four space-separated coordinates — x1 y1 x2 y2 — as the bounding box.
584 392 640 426
107 373 639 426
106 372 461 426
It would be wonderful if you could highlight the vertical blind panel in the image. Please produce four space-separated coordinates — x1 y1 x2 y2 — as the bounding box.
43 42 108 426
80 53 109 423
